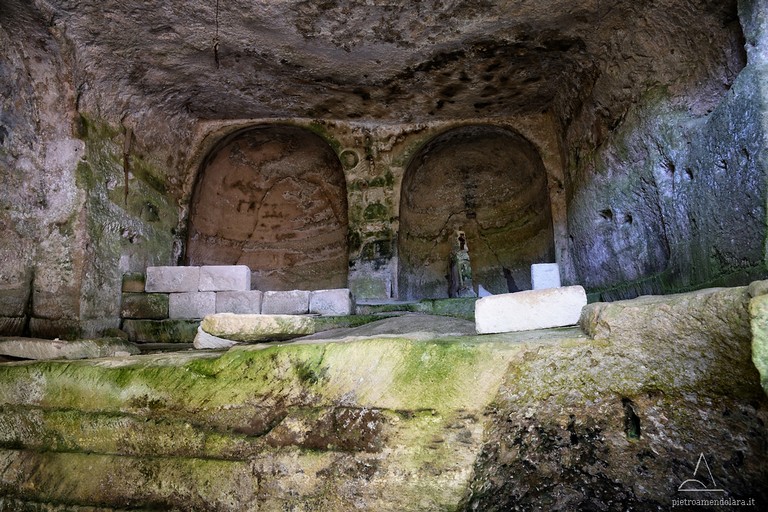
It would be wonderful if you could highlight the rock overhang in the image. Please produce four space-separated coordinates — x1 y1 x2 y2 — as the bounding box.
9 0 743 124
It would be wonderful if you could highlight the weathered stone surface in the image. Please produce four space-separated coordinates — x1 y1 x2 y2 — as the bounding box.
193 326 238 350
475 286 587 334
169 292 216 319
145 267 200 293
200 313 315 342
199 265 251 292
120 293 169 320
121 273 146 293
215 290 263 314
309 289 354 316
0 336 139 360
0 318 25 337
187 127 349 292
750 294 768 397
1 284 767 510
531 263 561 290
261 290 311 315
121 319 199 343
28 318 82 341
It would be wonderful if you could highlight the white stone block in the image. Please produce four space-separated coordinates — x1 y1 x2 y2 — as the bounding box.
145 266 200 293
216 290 263 314
531 263 561 290
261 290 310 315
169 292 216 319
199 265 251 292
309 289 354 316
201 313 316 342
475 285 587 334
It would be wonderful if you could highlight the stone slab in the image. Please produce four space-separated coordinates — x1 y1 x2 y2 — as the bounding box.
216 290 263 314
169 292 216 319
0 285 31 317
120 293 169 320
193 326 239 350
145 266 200 293
199 265 251 292
0 336 140 360
261 290 310 315
122 319 199 343
475 285 587 334
200 313 316 342
309 289 354 316
531 263 561 290
28 318 82 340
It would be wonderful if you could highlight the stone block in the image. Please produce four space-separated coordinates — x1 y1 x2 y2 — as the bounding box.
216 290 263 314
121 273 146 293
261 290 310 315
200 313 315 342
0 285 31 317
145 266 199 293
309 289 354 316
750 294 768 398
0 317 25 336
121 319 199 343
199 265 251 292
28 318 82 340
531 263 561 290
169 292 216 319
475 286 587 334
120 293 169 319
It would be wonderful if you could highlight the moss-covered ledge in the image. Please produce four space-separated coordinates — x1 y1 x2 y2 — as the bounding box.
0 284 767 510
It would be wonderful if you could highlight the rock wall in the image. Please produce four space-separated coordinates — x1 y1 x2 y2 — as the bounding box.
0 1 191 338
563 0 768 299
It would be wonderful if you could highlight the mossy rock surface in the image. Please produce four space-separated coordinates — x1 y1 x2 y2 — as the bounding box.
1 284 767 510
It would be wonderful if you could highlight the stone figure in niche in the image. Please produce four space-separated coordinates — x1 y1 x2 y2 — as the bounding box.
449 230 477 298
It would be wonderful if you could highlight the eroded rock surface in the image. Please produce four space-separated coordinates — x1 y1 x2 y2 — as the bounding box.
1 285 767 510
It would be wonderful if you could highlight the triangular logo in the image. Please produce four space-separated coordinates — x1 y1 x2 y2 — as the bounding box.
678 453 725 493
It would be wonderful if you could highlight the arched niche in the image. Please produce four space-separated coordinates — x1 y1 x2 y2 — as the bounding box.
186 125 349 291
398 125 555 300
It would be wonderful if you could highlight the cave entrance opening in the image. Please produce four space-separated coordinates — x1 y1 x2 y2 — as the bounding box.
397 125 555 300
185 124 349 291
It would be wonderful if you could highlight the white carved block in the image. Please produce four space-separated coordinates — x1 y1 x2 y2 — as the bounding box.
531 263 561 290
145 266 200 293
261 290 310 315
169 292 216 319
199 265 251 292
215 290 263 314
475 285 587 334
309 289 354 316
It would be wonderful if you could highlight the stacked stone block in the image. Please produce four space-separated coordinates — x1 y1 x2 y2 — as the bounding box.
121 265 354 343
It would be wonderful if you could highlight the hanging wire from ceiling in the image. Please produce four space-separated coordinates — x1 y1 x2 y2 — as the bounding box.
213 0 220 68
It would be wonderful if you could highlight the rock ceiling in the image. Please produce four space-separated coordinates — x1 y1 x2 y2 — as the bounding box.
9 0 741 123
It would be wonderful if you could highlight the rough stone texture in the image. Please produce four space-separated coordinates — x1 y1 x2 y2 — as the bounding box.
120 293 169 320
261 290 311 315
121 273 146 293
145 267 200 293
215 290 263 314
465 284 767 511
121 319 199 344
198 265 251 292
309 289 355 316
168 292 216 319
398 126 554 299
476 286 587 334
0 285 766 510
531 263 561 290
193 326 238 350
200 313 316 342
186 126 349 292
0 318 24 337
0 337 139 360
750 294 768 397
